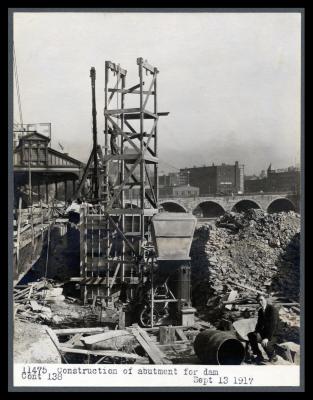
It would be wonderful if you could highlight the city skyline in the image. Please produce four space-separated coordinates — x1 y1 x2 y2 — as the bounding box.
158 161 300 178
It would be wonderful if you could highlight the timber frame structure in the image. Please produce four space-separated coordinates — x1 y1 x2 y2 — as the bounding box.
78 58 169 303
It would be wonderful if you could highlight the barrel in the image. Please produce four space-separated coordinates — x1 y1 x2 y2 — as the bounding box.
194 329 245 365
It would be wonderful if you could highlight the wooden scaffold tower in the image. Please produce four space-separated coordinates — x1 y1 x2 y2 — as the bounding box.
78 58 169 304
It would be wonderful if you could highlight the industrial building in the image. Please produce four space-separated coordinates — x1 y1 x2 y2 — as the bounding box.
180 161 244 195
244 164 300 193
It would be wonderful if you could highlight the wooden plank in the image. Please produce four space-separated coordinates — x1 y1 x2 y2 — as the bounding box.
105 115 140 153
53 327 107 335
109 262 121 289
119 310 125 330
124 111 168 120
143 119 158 156
108 89 155 95
105 61 127 76
176 328 188 341
108 74 122 105
107 157 141 208
105 107 140 115
124 164 156 207
27 284 34 300
81 330 130 346
129 327 164 364
137 57 157 74
143 74 156 109
137 327 171 364
157 342 190 351
133 325 172 364
232 302 299 307
45 327 66 362
126 82 142 92
14 288 30 300
58 346 146 361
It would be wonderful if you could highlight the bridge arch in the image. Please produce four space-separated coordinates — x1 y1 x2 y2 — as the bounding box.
232 199 261 213
193 201 225 218
267 198 296 213
160 201 187 213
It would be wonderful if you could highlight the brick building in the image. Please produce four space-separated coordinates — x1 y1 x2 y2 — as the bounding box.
266 165 300 193
180 161 244 195
244 165 300 193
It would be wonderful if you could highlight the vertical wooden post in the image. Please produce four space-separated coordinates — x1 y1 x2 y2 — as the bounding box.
72 180 76 198
40 199 43 239
151 260 154 328
120 72 125 282
118 310 125 330
139 59 145 245
64 180 68 202
104 63 110 299
159 326 176 344
154 68 158 207
16 197 22 264
45 182 49 204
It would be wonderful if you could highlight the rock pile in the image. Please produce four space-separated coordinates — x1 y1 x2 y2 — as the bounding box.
190 210 300 342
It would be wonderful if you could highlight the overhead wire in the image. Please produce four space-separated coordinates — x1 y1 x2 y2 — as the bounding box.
13 42 23 126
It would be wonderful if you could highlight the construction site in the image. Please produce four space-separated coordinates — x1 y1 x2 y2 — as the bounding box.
13 57 301 367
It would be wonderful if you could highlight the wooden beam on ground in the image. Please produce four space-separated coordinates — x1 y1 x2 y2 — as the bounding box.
58 346 146 362
45 327 68 363
176 328 188 341
53 327 107 335
130 324 172 364
130 328 164 364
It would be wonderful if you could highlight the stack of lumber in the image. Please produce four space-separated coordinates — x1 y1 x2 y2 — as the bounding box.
45 327 149 364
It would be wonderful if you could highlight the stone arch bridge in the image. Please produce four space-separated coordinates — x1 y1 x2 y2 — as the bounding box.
157 193 299 218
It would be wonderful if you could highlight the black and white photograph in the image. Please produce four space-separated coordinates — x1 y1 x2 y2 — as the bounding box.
9 9 303 390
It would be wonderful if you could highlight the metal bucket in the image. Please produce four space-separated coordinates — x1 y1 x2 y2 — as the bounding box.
151 212 197 261
194 329 245 365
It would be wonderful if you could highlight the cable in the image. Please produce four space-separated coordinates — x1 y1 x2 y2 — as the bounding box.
13 42 23 126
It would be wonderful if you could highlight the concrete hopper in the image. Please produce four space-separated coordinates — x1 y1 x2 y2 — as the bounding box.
151 212 197 261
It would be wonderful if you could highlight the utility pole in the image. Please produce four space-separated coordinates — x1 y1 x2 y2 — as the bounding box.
90 67 99 200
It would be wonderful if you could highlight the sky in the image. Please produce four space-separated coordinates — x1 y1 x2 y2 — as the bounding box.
13 11 302 175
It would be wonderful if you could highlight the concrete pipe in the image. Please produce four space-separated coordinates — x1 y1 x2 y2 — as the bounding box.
194 329 245 365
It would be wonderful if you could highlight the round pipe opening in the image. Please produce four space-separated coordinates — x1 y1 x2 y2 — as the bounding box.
217 338 245 365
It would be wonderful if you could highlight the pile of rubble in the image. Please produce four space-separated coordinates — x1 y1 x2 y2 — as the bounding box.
14 279 65 323
14 279 99 327
190 209 300 342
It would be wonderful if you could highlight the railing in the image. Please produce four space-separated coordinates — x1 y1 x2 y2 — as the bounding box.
159 191 297 199
13 200 52 260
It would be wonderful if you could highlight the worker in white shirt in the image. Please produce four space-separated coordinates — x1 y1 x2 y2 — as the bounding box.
65 198 82 224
